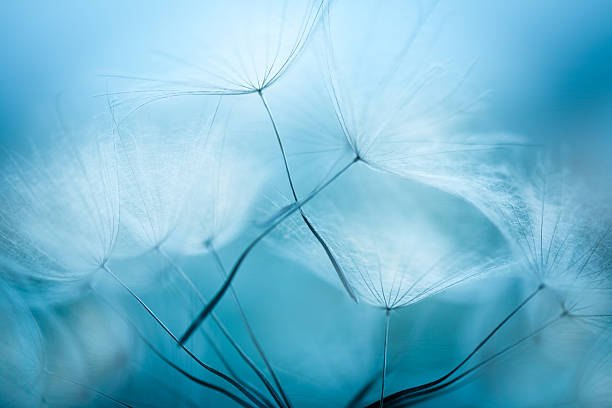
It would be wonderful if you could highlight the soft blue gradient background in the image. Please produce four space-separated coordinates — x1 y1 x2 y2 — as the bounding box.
1 1 611 153
0 1 611 407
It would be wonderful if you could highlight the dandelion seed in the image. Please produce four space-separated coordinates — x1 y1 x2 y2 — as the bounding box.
486 158 612 361
378 157 612 406
0 126 258 407
469 157 612 338
107 0 358 309
105 0 327 103
375 160 612 407
259 0 527 225
109 103 286 406
320 211 497 407
273 169 502 406
0 133 120 302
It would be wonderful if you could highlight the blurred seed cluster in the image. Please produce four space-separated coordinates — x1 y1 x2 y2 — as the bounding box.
0 1 611 407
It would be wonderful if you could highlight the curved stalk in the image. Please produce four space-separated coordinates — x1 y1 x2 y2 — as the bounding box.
131 321 258 408
158 249 285 408
364 284 546 408
257 90 297 202
385 313 564 407
94 288 267 408
380 309 391 408
258 89 358 303
179 156 358 345
198 332 275 408
210 244 291 408
100 264 266 408
346 367 389 408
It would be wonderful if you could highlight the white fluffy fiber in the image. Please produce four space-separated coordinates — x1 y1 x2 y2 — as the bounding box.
0 134 119 300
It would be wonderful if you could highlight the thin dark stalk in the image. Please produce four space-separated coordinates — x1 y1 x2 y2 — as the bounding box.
100 264 266 408
199 332 276 408
364 284 546 408
258 89 358 303
381 309 391 408
210 244 291 408
153 261 274 408
94 288 267 408
157 249 285 408
203 331 240 379
133 324 257 408
179 156 358 345
391 284 543 402
257 90 297 202
300 213 358 301
346 366 391 408
386 313 564 407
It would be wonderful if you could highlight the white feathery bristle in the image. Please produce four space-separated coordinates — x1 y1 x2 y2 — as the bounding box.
0 133 120 298
263 0 527 227
166 142 268 255
272 167 505 308
108 0 326 101
494 160 611 292
113 124 208 257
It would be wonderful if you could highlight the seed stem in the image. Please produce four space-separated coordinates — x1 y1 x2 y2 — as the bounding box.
388 313 564 407
102 293 261 408
380 308 391 408
209 244 292 408
100 264 266 408
366 284 545 407
157 248 285 408
258 89 358 303
179 156 358 345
